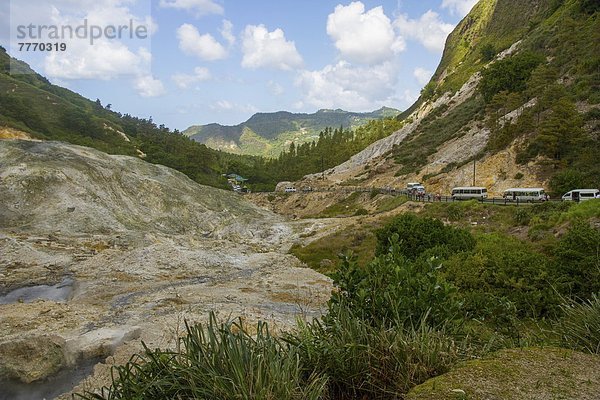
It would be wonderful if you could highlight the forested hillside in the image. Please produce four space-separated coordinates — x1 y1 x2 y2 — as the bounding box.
0 46 403 191
392 0 599 194
183 107 400 158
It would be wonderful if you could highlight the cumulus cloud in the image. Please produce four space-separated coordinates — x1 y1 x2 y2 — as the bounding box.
394 10 454 53
33 1 156 84
326 1 405 65
441 0 478 16
413 67 432 85
220 19 235 46
241 24 303 70
159 0 223 17
172 67 211 89
177 23 227 61
296 61 400 110
134 74 166 97
44 40 149 80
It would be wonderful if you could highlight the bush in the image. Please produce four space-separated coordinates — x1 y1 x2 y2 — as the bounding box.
479 51 544 102
331 236 461 329
514 208 531 225
549 169 587 196
553 223 600 300
558 294 600 354
375 213 476 259
76 313 327 400
287 306 460 400
444 233 560 319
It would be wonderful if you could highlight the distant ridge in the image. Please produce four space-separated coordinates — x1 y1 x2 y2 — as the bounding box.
183 107 400 157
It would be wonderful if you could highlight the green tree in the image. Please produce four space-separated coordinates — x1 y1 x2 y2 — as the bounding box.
479 52 544 102
549 169 587 196
375 213 476 259
480 43 496 62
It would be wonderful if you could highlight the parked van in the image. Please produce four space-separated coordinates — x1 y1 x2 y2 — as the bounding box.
503 188 546 202
413 185 426 194
451 187 488 200
561 189 599 202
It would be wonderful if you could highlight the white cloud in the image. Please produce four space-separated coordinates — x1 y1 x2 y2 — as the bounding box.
394 10 454 53
24 1 155 81
326 1 405 65
172 67 211 89
177 23 227 61
159 0 223 17
220 19 235 46
134 74 166 97
441 0 478 17
267 80 284 96
241 24 303 70
296 61 400 111
211 100 258 114
413 67 432 85
44 40 148 80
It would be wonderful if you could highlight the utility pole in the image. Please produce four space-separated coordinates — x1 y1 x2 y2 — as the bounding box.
472 159 476 186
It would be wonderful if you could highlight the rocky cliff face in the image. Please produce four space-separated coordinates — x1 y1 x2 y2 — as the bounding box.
0 140 331 398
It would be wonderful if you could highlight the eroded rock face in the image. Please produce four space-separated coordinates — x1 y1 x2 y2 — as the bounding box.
0 140 278 241
0 140 332 397
0 335 66 383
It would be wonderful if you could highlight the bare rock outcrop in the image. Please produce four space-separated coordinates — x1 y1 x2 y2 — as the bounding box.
0 140 332 396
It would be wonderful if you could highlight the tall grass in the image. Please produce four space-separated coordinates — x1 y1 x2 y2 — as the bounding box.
286 306 460 400
558 294 600 354
76 313 327 400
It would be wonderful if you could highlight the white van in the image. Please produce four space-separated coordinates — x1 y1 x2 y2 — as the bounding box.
561 189 599 202
451 187 488 200
503 188 546 202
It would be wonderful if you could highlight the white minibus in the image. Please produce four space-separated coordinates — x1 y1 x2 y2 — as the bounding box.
451 187 488 200
561 189 599 202
503 188 546 202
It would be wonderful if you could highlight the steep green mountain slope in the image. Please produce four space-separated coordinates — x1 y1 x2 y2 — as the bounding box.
390 0 599 193
0 46 257 189
183 107 400 158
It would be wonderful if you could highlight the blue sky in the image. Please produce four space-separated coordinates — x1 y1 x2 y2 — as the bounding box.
1 0 478 130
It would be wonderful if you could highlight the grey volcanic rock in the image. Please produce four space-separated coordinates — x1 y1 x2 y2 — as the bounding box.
0 140 332 394
0 140 277 240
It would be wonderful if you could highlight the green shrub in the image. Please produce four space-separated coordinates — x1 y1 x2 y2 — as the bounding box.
354 208 368 216
514 208 531 225
480 43 497 62
479 51 544 102
331 236 460 329
553 222 600 300
287 306 460 400
76 313 327 400
549 169 587 196
444 233 560 319
558 294 600 354
375 213 476 259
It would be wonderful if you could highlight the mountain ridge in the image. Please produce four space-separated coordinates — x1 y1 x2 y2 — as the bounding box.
183 107 400 158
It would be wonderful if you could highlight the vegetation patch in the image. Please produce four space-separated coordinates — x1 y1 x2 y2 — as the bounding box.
406 347 600 400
